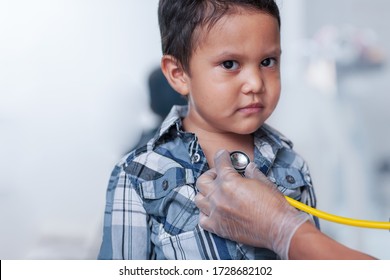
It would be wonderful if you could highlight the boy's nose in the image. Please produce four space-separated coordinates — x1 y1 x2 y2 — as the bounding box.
241 69 264 95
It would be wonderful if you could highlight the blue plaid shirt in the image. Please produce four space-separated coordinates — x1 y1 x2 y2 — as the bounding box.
98 105 318 260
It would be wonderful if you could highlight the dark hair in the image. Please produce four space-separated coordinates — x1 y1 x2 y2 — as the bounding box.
158 0 280 73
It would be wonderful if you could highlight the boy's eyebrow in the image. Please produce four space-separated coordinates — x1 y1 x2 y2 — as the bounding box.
264 48 282 57
213 47 282 59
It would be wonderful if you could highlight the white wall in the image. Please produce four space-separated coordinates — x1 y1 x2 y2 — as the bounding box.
0 0 161 259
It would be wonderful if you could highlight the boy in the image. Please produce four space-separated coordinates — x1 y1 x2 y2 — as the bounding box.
98 0 318 260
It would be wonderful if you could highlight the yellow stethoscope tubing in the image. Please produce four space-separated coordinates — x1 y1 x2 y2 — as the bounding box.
285 196 390 230
229 151 390 230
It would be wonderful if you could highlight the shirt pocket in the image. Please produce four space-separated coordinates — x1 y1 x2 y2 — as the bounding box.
154 224 204 259
154 223 238 260
138 167 199 235
271 167 310 200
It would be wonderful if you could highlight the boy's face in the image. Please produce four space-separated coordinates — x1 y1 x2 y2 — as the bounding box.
183 9 281 135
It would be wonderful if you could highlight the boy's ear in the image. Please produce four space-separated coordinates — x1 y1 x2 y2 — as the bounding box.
160 55 190 96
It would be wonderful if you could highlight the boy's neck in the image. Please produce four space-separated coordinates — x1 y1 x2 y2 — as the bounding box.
183 118 254 168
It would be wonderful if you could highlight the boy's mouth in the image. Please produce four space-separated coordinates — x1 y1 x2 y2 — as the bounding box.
238 102 264 114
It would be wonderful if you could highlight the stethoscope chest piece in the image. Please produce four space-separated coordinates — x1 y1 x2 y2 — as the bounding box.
230 151 250 175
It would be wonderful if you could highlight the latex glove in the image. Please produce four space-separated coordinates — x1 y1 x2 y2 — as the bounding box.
195 149 309 259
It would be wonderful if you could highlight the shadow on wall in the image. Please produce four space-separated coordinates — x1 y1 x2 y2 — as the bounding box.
129 66 187 151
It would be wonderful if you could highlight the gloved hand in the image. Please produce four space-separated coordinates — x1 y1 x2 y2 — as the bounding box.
195 149 310 259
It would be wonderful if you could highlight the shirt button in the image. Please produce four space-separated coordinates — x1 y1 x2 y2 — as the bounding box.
191 153 201 163
162 180 169 191
304 174 311 183
286 175 296 184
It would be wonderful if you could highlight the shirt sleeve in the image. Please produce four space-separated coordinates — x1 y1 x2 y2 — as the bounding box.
299 160 321 229
97 164 152 259
299 160 316 207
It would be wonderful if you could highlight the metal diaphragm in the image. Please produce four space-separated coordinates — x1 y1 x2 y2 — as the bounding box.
230 151 250 175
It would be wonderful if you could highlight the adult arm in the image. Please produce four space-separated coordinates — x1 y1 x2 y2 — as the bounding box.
195 150 376 260
289 221 375 260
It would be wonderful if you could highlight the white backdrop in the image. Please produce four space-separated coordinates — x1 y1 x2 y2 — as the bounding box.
0 0 388 259
0 0 161 259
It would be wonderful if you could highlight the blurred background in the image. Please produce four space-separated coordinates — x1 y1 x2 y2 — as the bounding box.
0 0 389 259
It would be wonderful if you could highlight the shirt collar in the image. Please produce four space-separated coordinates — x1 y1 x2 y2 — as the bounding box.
252 124 294 175
150 105 189 147
152 105 293 166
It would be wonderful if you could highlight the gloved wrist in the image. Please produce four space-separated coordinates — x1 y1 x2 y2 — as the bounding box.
271 211 310 260
245 162 311 259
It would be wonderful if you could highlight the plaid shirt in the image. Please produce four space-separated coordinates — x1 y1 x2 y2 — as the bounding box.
98 105 318 260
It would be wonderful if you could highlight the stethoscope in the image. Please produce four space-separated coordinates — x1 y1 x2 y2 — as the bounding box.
230 151 250 176
229 151 390 230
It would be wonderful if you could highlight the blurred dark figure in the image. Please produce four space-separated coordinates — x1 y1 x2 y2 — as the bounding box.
132 67 187 150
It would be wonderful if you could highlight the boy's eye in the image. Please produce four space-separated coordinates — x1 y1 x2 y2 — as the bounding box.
261 58 277 67
221 60 239 70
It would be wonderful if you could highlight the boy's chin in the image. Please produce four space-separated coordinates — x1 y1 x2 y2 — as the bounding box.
233 126 261 135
